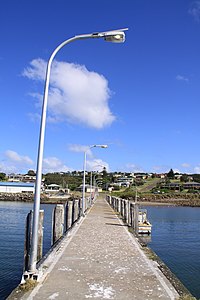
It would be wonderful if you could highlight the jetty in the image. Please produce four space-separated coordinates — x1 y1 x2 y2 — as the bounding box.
8 196 190 299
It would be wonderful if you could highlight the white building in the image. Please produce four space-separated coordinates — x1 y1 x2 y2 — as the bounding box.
0 182 35 193
45 184 61 193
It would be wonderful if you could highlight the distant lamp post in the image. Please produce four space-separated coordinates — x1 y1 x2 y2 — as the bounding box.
29 28 128 273
90 164 105 205
82 145 107 215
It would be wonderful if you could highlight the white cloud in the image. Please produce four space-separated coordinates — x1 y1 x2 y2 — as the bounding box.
176 75 189 82
68 144 93 156
181 163 191 168
189 1 200 22
194 165 200 174
23 59 115 129
23 58 46 81
0 150 34 174
5 150 33 165
86 159 109 172
0 161 18 174
173 168 181 174
28 112 41 123
125 163 144 173
152 165 169 173
42 156 72 173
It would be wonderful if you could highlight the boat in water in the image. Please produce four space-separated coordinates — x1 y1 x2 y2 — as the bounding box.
138 209 152 234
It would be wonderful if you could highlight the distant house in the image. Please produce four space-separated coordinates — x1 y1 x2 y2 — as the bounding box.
7 173 23 182
156 173 166 179
21 174 36 183
45 184 61 193
174 174 182 180
134 173 149 180
161 183 180 190
77 184 102 193
7 173 45 183
183 182 200 189
115 177 133 186
0 181 35 193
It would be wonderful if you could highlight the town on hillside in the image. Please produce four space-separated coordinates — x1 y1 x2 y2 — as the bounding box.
1 169 200 206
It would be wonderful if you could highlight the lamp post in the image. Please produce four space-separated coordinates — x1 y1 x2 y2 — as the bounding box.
82 145 107 215
29 28 127 272
90 164 105 205
134 181 139 234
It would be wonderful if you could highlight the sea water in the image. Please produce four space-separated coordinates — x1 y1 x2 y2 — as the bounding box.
144 205 200 298
0 201 54 299
1 202 200 299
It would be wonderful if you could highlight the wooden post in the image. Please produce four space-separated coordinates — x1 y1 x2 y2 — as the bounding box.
52 204 64 245
78 198 81 218
119 199 121 216
24 210 33 271
72 200 75 224
130 203 134 227
111 196 114 207
121 200 125 219
134 203 139 234
37 210 44 261
118 197 121 213
66 200 73 231
124 200 127 221
127 200 131 226
74 199 79 222
24 209 44 271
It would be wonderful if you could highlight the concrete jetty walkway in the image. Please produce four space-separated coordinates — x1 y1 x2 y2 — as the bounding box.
22 196 179 300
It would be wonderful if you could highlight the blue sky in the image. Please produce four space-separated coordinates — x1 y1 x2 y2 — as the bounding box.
1 0 200 174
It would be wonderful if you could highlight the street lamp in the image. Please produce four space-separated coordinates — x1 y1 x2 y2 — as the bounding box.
90 164 105 205
29 28 128 272
82 145 107 215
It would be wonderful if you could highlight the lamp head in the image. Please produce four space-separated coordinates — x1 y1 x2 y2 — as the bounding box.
93 144 108 148
104 31 126 43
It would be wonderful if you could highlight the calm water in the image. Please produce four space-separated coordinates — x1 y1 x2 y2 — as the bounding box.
1 203 200 299
0 201 54 300
143 205 200 299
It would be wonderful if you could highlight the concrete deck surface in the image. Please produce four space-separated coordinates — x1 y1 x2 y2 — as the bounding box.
23 196 179 300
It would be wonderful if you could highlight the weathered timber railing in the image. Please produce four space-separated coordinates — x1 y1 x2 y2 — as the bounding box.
22 195 93 281
106 195 139 233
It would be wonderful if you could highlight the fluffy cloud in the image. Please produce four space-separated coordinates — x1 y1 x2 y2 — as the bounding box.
23 59 115 129
152 165 170 173
173 168 181 174
68 144 93 156
86 159 109 172
5 150 33 165
194 165 200 174
0 150 34 174
68 144 109 171
0 161 18 174
181 163 191 168
125 163 144 173
176 75 189 82
42 156 72 173
189 1 200 22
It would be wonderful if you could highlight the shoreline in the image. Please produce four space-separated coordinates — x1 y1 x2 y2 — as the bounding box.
1 192 200 207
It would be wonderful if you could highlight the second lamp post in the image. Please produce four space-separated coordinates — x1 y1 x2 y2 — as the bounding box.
82 144 107 215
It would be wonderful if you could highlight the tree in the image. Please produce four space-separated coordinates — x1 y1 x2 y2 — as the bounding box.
167 169 175 179
27 169 36 176
102 167 108 179
0 173 6 181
